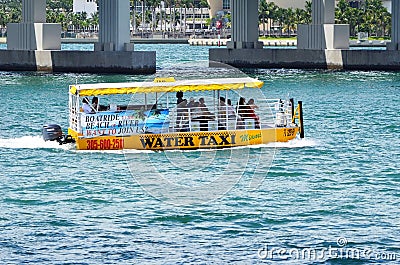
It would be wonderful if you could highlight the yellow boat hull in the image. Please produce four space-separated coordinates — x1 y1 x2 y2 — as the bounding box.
69 127 299 151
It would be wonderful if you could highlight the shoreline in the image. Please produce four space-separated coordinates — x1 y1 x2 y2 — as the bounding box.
0 37 189 45
0 37 388 47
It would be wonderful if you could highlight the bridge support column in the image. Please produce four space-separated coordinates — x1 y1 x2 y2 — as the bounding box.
297 0 349 50
387 0 400 50
226 0 263 49
7 0 61 50
95 0 132 52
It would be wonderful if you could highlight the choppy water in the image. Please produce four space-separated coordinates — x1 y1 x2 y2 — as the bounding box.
0 44 399 264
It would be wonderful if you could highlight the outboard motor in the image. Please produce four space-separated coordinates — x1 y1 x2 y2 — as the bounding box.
42 124 63 142
42 124 75 145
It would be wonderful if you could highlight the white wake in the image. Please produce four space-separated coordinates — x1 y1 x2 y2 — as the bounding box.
0 135 317 152
262 137 318 148
0 135 71 149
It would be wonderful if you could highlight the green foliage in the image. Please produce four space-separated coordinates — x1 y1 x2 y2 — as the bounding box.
259 0 310 36
335 0 391 37
0 0 392 38
259 0 391 38
0 0 22 26
0 0 97 32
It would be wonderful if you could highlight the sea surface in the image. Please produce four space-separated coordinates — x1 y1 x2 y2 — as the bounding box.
0 44 399 264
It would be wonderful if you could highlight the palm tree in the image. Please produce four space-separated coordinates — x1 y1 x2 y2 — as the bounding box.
131 0 137 34
0 9 6 28
380 10 391 38
266 2 279 37
198 0 208 31
335 0 348 24
145 0 159 32
77 12 88 35
179 0 191 34
284 8 295 36
304 1 312 24
334 0 391 38
275 7 287 36
140 0 146 36
4 0 21 23
259 0 268 36
89 11 99 33
175 0 188 32
293 8 306 32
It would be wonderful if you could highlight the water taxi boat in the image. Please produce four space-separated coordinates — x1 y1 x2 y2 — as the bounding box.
42 77 304 150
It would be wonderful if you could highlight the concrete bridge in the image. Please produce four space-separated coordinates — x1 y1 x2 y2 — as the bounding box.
1 0 399 72
210 0 400 70
1 0 155 73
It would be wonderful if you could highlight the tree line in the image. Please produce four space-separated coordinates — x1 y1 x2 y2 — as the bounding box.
260 0 391 38
0 0 393 38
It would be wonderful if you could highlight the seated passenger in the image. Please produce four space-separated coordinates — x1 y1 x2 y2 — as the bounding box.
218 97 227 116
227 99 243 129
238 97 260 128
193 98 214 131
91 97 99 112
91 97 108 111
227 99 237 119
150 101 161 115
82 97 92 114
198 98 210 114
190 101 200 119
247 98 259 110
176 98 188 128
187 97 196 109
218 97 228 129
176 91 184 105
237 97 247 115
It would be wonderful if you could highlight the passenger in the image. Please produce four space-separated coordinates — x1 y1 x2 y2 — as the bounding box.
187 97 196 109
176 98 188 129
91 97 99 112
237 97 247 115
190 101 201 119
197 98 214 117
194 98 214 131
238 97 260 128
247 98 259 110
198 97 208 111
92 97 108 111
176 91 184 105
151 101 161 115
82 97 92 114
219 97 226 113
218 97 227 129
227 99 237 118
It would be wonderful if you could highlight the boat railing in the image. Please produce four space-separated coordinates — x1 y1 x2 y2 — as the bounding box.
69 93 80 133
69 98 295 136
169 104 263 132
169 106 217 132
259 99 294 128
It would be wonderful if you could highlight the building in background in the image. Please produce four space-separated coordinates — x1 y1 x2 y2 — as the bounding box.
71 0 392 36
73 0 393 21
207 0 392 17
73 0 98 18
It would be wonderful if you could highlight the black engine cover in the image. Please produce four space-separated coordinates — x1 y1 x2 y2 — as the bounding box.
42 124 63 141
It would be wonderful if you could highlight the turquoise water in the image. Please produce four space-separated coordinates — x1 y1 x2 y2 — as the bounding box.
0 44 400 264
